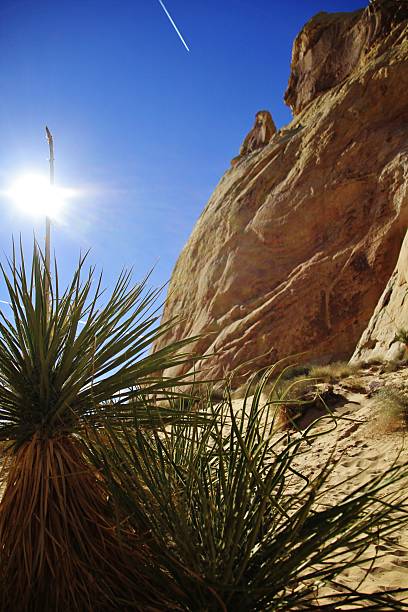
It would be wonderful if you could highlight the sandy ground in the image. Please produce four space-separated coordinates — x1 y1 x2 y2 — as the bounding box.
232 364 408 606
300 392 407 602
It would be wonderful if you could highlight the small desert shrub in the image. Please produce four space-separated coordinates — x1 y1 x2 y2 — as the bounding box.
253 370 317 430
279 364 311 380
256 366 335 430
308 361 358 382
356 355 386 368
261 361 357 401
232 366 312 400
374 387 408 430
383 361 400 373
277 374 315 398
274 374 342 430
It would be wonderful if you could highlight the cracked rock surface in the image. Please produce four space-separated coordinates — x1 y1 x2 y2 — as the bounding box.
155 2 408 385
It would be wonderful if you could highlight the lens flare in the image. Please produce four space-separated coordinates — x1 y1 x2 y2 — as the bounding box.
7 174 74 219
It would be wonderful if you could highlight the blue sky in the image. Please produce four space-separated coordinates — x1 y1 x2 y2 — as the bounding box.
0 0 365 299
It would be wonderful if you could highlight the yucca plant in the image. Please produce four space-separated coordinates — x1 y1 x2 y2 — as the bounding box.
0 243 200 611
86 370 408 611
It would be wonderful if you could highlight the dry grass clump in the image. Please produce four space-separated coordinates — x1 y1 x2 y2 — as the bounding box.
359 355 386 367
233 362 357 400
233 364 347 430
382 361 400 373
274 376 344 430
232 365 314 400
308 361 358 382
374 386 408 431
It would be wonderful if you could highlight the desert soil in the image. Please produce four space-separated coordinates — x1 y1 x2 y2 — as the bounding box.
233 364 408 606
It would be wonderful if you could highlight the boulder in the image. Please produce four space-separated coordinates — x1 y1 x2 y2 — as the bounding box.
155 1 408 385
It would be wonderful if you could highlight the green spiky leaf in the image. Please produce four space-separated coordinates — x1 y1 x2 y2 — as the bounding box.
0 242 200 447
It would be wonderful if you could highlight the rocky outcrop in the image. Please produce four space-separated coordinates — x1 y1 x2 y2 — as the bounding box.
231 111 276 165
351 231 408 363
155 1 408 385
285 0 408 114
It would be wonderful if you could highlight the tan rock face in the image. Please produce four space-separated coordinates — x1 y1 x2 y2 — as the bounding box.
155 2 408 385
351 231 408 363
285 0 408 114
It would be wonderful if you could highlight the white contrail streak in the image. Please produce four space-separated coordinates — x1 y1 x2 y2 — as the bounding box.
158 0 190 52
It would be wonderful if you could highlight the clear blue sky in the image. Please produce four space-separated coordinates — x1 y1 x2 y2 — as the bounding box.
0 0 365 299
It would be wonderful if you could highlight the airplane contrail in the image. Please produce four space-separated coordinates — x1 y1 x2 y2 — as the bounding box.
157 0 190 52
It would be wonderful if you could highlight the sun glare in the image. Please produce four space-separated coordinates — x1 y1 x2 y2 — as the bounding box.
7 174 73 219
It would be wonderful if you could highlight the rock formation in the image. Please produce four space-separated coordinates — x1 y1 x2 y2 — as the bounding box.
231 111 277 165
155 1 408 385
351 231 408 364
284 0 408 115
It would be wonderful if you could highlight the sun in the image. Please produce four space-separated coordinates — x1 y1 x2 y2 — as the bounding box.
7 174 72 219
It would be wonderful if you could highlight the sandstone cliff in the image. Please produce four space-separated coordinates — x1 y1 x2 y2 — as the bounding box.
351 230 408 363
155 1 408 384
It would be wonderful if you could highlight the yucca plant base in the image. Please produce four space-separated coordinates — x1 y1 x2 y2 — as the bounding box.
0 434 168 611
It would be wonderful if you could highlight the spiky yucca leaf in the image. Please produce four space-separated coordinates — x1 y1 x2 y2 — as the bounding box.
0 244 200 611
0 244 199 445
86 369 408 611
